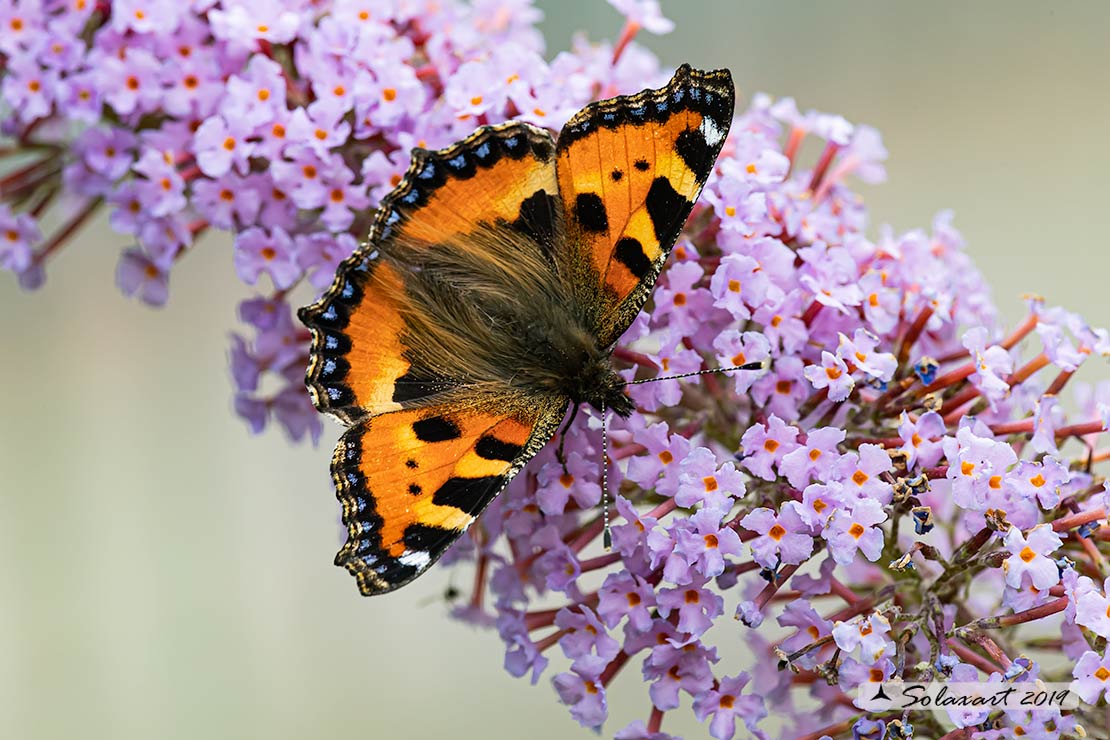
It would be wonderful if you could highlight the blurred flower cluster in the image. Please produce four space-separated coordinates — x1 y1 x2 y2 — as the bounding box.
4 1 1110 738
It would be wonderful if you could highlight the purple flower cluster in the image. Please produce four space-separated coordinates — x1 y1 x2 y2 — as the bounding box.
0 0 661 441
5 1 1110 738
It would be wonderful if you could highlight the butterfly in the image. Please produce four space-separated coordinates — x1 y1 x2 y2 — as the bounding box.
299 64 735 596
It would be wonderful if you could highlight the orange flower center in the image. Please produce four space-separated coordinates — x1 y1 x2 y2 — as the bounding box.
848 523 866 538
768 524 786 541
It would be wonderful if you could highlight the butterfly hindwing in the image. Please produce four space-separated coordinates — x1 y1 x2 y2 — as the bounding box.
300 121 563 423
555 64 734 346
332 397 566 595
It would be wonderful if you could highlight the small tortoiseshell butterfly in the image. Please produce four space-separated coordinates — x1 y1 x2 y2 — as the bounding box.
299 65 734 595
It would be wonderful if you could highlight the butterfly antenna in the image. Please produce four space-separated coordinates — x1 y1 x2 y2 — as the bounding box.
627 359 768 386
602 399 611 550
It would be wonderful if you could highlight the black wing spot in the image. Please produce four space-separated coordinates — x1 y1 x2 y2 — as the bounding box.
610 169 624 181
614 237 652 278
408 483 422 495
574 192 609 233
405 459 419 469
432 476 502 514
644 176 690 243
675 128 712 181
391 369 450 403
403 523 457 551
511 190 558 248
634 159 650 171
475 434 523 462
412 416 462 442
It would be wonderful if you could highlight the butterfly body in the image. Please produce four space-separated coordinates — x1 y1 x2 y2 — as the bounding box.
300 65 734 595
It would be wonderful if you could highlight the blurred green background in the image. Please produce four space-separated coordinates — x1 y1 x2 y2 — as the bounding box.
2 2 1109 739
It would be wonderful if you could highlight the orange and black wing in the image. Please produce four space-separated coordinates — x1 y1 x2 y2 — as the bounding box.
298 122 569 594
299 121 562 424
555 64 734 347
332 397 565 595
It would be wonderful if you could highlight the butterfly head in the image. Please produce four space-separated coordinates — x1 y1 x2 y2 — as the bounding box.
571 355 635 419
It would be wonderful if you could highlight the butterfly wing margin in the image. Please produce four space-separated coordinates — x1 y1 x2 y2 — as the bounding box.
555 65 734 347
331 395 567 596
299 121 563 423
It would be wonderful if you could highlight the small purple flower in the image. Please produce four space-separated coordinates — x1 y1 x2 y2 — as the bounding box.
1075 578 1110 639
1030 394 1062 455
553 669 607 729
963 326 1013 407
778 600 833 666
675 508 744 579
804 351 854 402
233 226 301 290
132 149 187 217
824 499 887 565
656 581 724 636
1 59 59 123
943 423 1018 511
642 631 717 710
194 115 256 177
709 253 770 320
626 419 690 489
796 482 848 533
740 504 814 569
1071 650 1110 704
836 329 896 382
0 206 40 273
779 426 846 488
896 411 946 470
96 48 164 116
739 414 801 481
498 611 548 685
1009 458 1067 510
674 447 744 513
116 247 170 306
832 612 894 663
712 330 771 395
1002 524 1063 590
692 672 766 740
536 450 600 515
554 606 620 675
192 172 263 230
597 572 656 632
834 444 893 503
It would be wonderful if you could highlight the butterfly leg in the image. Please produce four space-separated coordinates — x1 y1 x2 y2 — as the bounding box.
555 402 581 468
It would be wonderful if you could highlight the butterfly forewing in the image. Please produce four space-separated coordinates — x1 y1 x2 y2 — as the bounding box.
300 122 564 422
556 64 734 347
